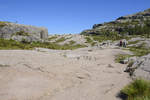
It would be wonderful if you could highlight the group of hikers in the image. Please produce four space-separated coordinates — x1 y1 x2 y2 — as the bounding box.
119 39 127 47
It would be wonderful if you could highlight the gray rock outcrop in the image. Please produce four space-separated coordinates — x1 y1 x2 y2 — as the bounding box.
0 22 48 42
126 54 150 80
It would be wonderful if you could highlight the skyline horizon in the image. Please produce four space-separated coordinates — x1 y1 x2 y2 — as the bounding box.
1 7 150 35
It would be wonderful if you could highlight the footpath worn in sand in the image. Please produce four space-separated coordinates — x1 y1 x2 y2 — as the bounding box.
0 47 131 100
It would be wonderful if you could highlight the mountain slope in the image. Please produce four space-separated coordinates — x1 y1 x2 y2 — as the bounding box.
81 8 150 36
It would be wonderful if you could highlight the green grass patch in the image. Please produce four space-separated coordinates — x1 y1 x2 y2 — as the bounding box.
0 21 7 28
128 43 150 57
85 36 97 46
60 43 86 50
92 35 130 43
55 37 66 43
128 40 140 45
0 38 86 50
120 79 150 100
48 36 57 41
69 40 76 45
0 39 33 50
92 35 109 42
85 36 93 43
115 54 132 63
127 60 134 68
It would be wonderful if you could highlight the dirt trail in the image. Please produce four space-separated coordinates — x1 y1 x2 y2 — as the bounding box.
0 47 131 100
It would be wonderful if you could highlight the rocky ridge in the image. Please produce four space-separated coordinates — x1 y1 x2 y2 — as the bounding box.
0 22 48 42
81 8 150 35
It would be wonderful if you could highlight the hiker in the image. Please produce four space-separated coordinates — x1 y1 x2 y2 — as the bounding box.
120 40 123 47
123 39 127 47
107 40 110 46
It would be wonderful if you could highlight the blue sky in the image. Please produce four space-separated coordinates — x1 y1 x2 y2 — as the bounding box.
0 0 150 34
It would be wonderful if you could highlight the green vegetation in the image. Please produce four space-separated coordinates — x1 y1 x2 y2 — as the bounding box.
48 36 57 41
69 40 76 45
85 36 93 43
59 43 86 50
85 36 96 46
55 37 66 43
128 43 150 57
106 19 150 37
92 35 110 42
127 60 134 68
126 25 150 37
106 20 140 27
82 19 150 39
116 43 150 64
0 38 85 50
0 39 32 49
116 20 150 37
90 31 130 43
13 31 30 36
115 54 132 63
121 79 150 100
0 64 10 67
128 40 140 45
0 21 6 28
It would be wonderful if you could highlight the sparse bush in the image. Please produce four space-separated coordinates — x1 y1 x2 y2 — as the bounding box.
91 34 130 43
121 79 150 100
14 31 30 36
69 40 76 45
128 40 140 45
0 39 32 49
129 43 150 57
55 37 66 43
48 36 57 41
127 61 134 68
0 21 6 28
91 42 97 46
115 54 132 63
85 36 97 46
85 36 93 43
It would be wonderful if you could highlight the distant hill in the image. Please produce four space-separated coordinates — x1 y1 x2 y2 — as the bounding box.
81 8 150 36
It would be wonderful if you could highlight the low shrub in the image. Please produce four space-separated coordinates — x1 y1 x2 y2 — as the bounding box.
85 36 93 43
115 54 132 63
128 40 140 45
0 21 6 28
127 61 134 68
129 43 150 57
121 79 150 100
55 37 66 43
69 40 76 45
48 36 57 41
85 36 97 46
13 31 30 36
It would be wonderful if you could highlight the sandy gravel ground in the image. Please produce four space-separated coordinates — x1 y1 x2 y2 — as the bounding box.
0 47 131 100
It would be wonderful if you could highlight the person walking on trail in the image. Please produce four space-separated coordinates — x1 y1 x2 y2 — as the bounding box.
120 40 123 47
123 39 127 47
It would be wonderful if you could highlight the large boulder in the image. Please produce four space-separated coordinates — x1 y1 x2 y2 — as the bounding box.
126 54 150 80
0 22 48 42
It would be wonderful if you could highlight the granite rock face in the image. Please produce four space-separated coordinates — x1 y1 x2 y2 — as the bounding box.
127 54 150 80
0 22 48 42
